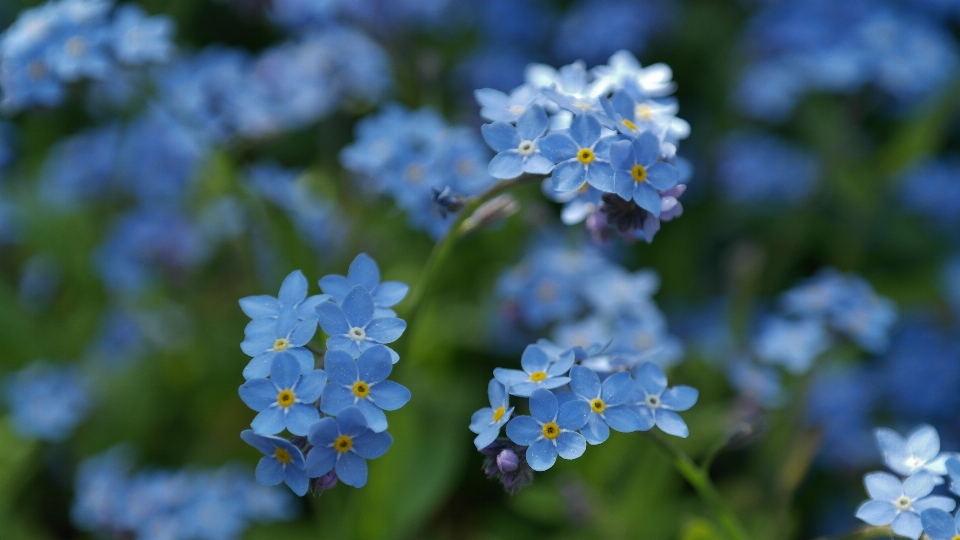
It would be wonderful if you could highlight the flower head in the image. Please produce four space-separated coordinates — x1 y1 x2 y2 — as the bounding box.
494 344 575 397
628 362 698 438
538 113 615 194
238 353 327 436
505 388 590 471
305 407 392 488
569 365 642 444
240 430 309 496
318 253 408 319
469 379 515 450
481 104 554 180
316 285 406 362
855 471 956 539
319 346 411 433
609 132 679 216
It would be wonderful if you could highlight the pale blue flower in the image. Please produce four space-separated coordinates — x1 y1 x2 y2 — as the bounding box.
569 365 642 444
305 406 392 488
505 388 590 471
538 113 615 194
493 344 574 397
628 362 698 438
875 424 958 477
240 430 309 496
609 132 679 216
481 104 554 179
239 353 327 436
920 508 960 540
316 285 406 362
855 471 956 539
469 379 514 450
318 253 408 318
753 316 830 374
319 346 410 433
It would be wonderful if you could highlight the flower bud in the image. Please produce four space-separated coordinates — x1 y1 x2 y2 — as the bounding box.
496 449 520 473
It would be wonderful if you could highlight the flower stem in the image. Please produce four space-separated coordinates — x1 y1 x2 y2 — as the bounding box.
644 431 752 540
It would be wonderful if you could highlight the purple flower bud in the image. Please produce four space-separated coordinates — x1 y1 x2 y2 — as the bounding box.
317 469 338 490
497 449 520 473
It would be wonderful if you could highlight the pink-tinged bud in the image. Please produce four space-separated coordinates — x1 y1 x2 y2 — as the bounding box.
496 449 520 473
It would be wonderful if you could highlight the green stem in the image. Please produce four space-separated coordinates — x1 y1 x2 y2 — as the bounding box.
645 431 752 540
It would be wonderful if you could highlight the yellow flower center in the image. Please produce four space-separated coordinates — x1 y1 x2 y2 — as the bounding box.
274 447 292 464
277 389 296 408
590 398 606 414
542 422 560 440
637 104 653 120
631 164 647 183
577 148 595 165
272 338 290 352
622 119 637 131
529 371 547 382
953 535 960 540
492 406 505 422
352 381 370 398
334 435 353 453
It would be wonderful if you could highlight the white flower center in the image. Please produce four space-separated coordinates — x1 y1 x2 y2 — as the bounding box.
905 456 924 470
348 327 366 342
508 105 526 116
645 395 660 409
895 496 912 511
517 140 535 157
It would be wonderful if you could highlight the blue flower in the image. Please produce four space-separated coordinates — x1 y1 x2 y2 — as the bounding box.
609 132 679 216
239 353 327 436
240 270 328 328
240 430 309 496
920 508 960 540
469 379 514 450
505 388 589 471
240 308 318 380
715 131 820 205
875 424 958 478
318 253 408 319
481 104 555 180
855 471 956 539
628 363 698 438
305 406 392 488
316 285 407 362
949 458 960 497
752 316 830 374
319 346 410 432
539 114 615 193
109 4 174 65
494 344 575 397
569 366 642 444
474 84 540 123
3 360 91 442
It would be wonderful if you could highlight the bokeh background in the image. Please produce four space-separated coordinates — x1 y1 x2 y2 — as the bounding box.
1 0 959 538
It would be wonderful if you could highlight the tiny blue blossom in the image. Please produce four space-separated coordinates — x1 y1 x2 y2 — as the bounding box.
481 104 554 179
493 344 575 397
240 308 318 380
316 285 406 362
3 360 91 441
609 132 679 216
875 424 958 478
752 316 830 374
319 346 411 433
238 353 327 436
318 253 408 318
855 471 956 539
240 430 309 496
920 508 960 540
474 84 540 123
305 406 393 488
569 365 642 444
538 113 615 193
505 388 590 471
469 379 514 450
628 362 698 438
239 270 328 328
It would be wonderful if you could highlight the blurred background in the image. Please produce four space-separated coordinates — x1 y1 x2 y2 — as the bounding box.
0 0 959 538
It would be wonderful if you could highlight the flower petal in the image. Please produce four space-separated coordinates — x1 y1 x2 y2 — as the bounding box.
645 162 679 190
488 151 524 179
633 182 662 216
294 369 327 403
529 388 559 423
661 385 699 412
278 270 308 307
239 295 280 319
526 438 558 471
305 446 336 478
251 407 285 435
891 511 923 539
284 403 320 436
636 362 668 396
569 114 601 148
865 471 903 501
506 416 541 446
604 406 644 433
580 414 610 445
585 162 615 192
919 508 957 540
555 431 587 460
569 365 600 400
352 430 393 460
516 104 549 141
373 281 408 307
341 286 375 328
633 131 661 166
318 274 351 302
369 380 411 411
317 302 350 336
355 399 388 433
557 400 590 431
307 417 339 447
319 384 355 416
481 121 521 153
347 253 380 291
255 456 284 486
365 318 406 344
538 133 578 163
336 406 370 437
357 345 392 383
855 500 896 526
600 371 634 406
336 451 368 488
239 378 279 412
655 409 689 438
270 352 301 389
520 344 551 373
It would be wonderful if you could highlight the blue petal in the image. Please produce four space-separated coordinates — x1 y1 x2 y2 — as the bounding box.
633 183 662 216
241 332 273 357
255 456 284 486
493 368 529 388
241 429 277 455
336 451 368 488
289 320 318 347
508 381 539 397
919 508 956 540
604 406 644 433
245 317 275 336
520 345 551 373
526 438 558 471
305 446 336 478
569 114 601 148
528 388 559 423
914 496 956 513
551 161 586 192
270 353 301 389
336 406 370 437
550 351 576 375
289 347 316 375
470 407 495 434
278 270 308 307
285 403 320 436
661 385 699 412
320 384 355 416
655 409 689 438
907 425 941 463
352 431 392 459
326 335 360 357
341 286 375 328
633 131 661 166
506 416 541 446
581 414 610 445
489 152 524 179
373 281 408 307
865 471 903 500
557 400 590 431
645 162 679 191
239 295 280 319
631 405 656 431
251 407 285 435
600 371 634 406
613 171 636 202
365 318 406 344
538 133 578 163
487 379 508 408
317 302 350 335
297 295 328 321
474 426 501 451
239 378 278 411
609 139 635 171
481 121 520 153
892 511 923 539
636 362 668 395
355 399 388 432
370 380 410 411
307 417 339 447
295 370 326 403
555 431 587 459
347 253 380 291
283 465 309 496
904 471 937 499
855 500 896 526
516 104 549 141
569 365 600 400
323 350 359 385
539 377 571 391
318 274 351 302
357 345 392 383
585 162 615 192
522 154 555 175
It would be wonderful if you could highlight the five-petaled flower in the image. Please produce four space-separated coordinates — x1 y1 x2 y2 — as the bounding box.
481 104 555 180
505 388 590 471
239 353 326 436
628 362 698 438
469 379 515 450
855 471 956 540
317 285 406 362
568 365 644 444
538 113 615 194
241 430 309 496
318 253 409 318
319 346 411 432
609 132 678 217
494 344 574 397
306 407 393 488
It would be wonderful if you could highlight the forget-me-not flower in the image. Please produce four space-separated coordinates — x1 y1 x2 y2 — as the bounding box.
474 84 540 123
240 308 318 379
319 346 410 433
505 388 590 471
753 316 830 374
239 270 327 330
609 132 679 216
920 508 960 540
855 471 956 539
316 285 406 362
240 430 309 496
494 344 575 397
469 379 514 450
4 360 91 442
569 365 642 444
318 253 408 319
628 362 698 438
305 406 392 488
876 424 958 477
481 104 554 179
239 353 326 436
539 113 615 194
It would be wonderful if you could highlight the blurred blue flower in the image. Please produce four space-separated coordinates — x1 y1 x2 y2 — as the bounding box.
109 4 174 64
469 379 514 450
316 285 406 361
3 360 91 441
752 316 830 374
875 424 958 477
239 353 327 436
807 365 877 468
552 0 673 65
494 344 575 397
727 360 785 408
899 157 960 231
569 366 642 444
305 406 392 488
319 346 410 433
475 84 541 123
481 104 554 180
628 362 698 438
944 256 960 320
715 131 819 205
539 114 616 194
17 254 60 312
855 471 955 539
920 508 960 540
38 123 119 209
240 430 309 495
505 388 590 471
319 253 408 319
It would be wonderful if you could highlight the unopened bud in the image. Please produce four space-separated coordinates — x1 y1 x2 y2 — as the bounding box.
497 449 520 473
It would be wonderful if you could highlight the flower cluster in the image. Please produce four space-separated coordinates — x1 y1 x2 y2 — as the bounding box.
476 50 691 242
238 254 410 495
855 424 959 539
471 341 697 492
714 131 820 206
496 236 683 371
0 0 174 111
2 360 91 441
72 446 295 540
340 104 498 239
